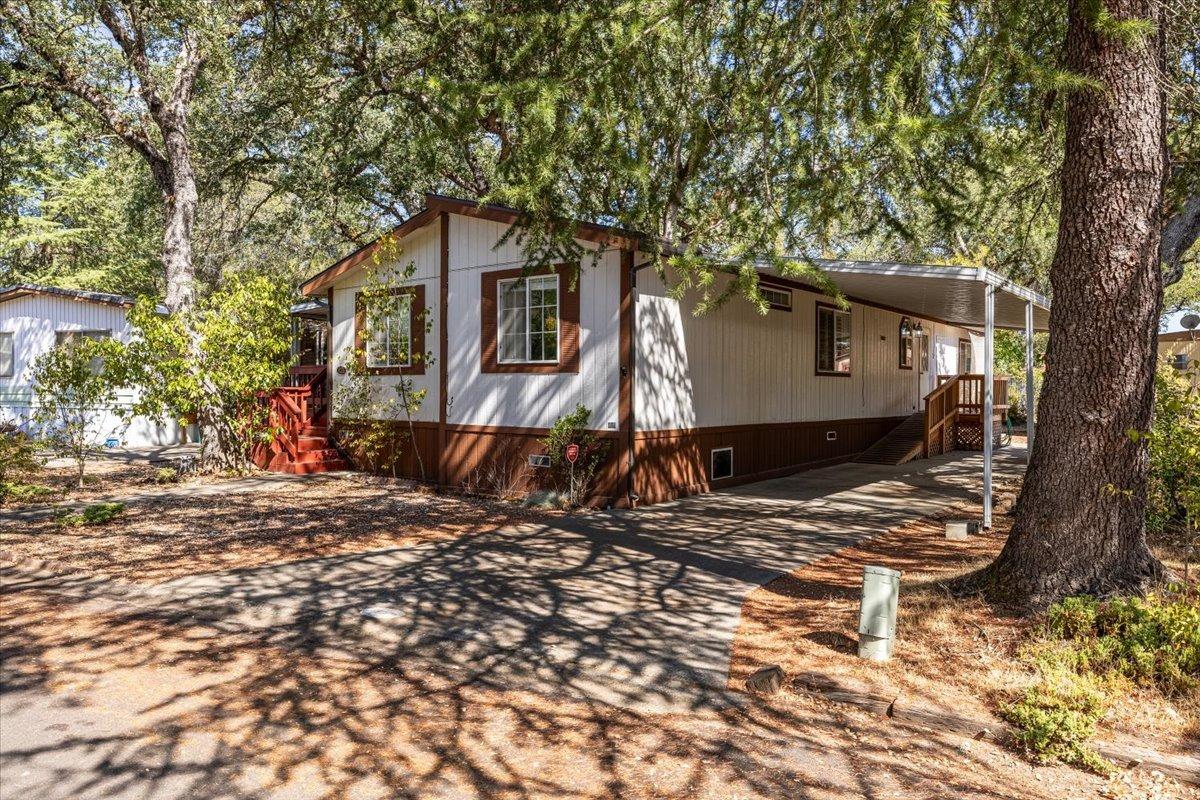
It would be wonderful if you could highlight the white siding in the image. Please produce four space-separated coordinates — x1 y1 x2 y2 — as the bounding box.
445 215 620 430
328 223 442 422
0 294 181 447
634 268 978 431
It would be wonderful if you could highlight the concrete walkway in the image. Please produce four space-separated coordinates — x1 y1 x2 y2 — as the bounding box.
6 446 1027 713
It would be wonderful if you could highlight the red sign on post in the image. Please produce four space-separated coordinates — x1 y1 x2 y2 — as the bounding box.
565 443 580 464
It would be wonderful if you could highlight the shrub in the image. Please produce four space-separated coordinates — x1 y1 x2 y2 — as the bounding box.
154 466 179 484
1003 661 1113 774
540 405 611 507
1007 591 1200 772
1140 364 1200 537
1 482 57 503
0 426 43 484
58 502 126 527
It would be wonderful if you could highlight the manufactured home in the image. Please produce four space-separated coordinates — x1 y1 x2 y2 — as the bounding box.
260 194 1049 508
1160 329 1198 388
0 284 182 448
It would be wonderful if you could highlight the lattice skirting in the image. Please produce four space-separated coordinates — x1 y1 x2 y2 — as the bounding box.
928 420 956 457
955 420 1003 451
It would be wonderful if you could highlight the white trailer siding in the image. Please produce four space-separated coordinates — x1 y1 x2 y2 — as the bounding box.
444 215 621 431
328 222 442 423
0 293 181 447
633 267 978 431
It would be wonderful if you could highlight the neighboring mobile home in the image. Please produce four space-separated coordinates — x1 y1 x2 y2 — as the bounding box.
0 284 182 448
1159 329 1198 388
268 194 1048 506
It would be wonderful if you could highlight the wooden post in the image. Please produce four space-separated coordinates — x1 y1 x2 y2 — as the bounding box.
983 283 995 528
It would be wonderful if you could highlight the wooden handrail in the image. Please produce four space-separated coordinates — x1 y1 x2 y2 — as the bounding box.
922 373 1011 457
253 365 329 468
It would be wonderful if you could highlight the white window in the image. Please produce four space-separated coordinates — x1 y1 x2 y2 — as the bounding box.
761 285 792 311
55 329 110 374
0 332 12 377
498 274 559 364
816 305 851 374
366 295 412 369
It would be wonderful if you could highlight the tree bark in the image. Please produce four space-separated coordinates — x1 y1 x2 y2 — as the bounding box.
966 0 1167 607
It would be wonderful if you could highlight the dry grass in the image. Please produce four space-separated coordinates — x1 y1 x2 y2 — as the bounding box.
729 487 1200 782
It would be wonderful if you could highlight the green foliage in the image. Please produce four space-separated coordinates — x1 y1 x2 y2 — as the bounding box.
0 427 43 484
1 481 57 504
1137 364 1200 536
1007 591 1200 772
331 262 434 479
540 405 611 507
1003 659 1113 774
30 336 123 488
58 501 125 528
114 274 292 471
154 466 180 485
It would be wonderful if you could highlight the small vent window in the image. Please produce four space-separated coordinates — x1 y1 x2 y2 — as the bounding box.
528 453 551 468
710 447 733 480
760 284 791 311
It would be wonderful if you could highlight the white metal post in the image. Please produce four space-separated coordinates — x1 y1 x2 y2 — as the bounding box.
983 284 995 528
1025 300 1035 463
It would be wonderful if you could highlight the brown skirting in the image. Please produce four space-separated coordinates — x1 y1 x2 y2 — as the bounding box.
333 414 908 508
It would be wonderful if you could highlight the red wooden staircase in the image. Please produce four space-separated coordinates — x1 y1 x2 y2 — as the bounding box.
252 366 348 474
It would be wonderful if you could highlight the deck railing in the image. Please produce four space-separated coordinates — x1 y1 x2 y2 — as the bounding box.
924 374 1010 456
252 365 329 469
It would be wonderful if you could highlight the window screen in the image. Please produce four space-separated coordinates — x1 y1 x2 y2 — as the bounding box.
498 275 559 363
0 332 12 377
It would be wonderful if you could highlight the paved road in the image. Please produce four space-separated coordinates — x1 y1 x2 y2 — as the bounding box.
6 447 1028 713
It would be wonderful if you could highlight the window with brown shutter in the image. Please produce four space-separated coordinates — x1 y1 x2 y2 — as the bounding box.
354 284 426 375
481 264 580 374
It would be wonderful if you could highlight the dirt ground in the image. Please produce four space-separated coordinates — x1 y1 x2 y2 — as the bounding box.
1 467 552 583
729 489 1199 789
3 586 1190 800
2 467 1197 798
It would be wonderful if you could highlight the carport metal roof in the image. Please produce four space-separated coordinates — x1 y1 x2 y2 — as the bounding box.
764 260 1051 331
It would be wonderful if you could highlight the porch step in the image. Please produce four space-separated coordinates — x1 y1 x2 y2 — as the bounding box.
854 412 926 465
277 457 348 475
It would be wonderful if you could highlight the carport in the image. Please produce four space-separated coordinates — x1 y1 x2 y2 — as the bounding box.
781 261 1052 528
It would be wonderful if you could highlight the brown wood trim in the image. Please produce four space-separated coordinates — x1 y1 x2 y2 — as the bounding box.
302 208 438 295
480 264 580 374
814 301 852 377
353 284 427 375
425 194 640 251
632 415 908 440
445 422 618 438
618 249 634 503
438 212 450 489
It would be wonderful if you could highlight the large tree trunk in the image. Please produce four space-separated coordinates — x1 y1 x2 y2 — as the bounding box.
162 131 199 313
968 0 1167 607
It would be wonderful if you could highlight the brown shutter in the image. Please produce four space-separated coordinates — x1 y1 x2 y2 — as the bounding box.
480 263 580 374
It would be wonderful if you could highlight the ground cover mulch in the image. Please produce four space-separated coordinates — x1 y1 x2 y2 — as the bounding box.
729 489 1199 796
3 586 1189 800
0 472 552 584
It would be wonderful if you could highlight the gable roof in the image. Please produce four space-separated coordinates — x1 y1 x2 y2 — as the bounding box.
0 283 139 308
299 193 646 296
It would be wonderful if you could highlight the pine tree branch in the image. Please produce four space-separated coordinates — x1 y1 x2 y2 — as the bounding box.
1162 192 1200 286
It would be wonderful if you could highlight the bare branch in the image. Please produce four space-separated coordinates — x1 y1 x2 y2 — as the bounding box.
1162 192 1200 286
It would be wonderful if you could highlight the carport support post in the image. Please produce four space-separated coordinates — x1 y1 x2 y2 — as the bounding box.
983 284 995 529
1025 299 1035 463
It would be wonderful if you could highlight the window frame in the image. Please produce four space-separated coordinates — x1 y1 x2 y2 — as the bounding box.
758 281 792 312
710 446 733 480
365 293 413 370
480 264 580 375
0 331 12 378
353 285 426 376
54 329 111 375
496 273 560 365
815 303 852 377
898 317 914 370
958 337 974 373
